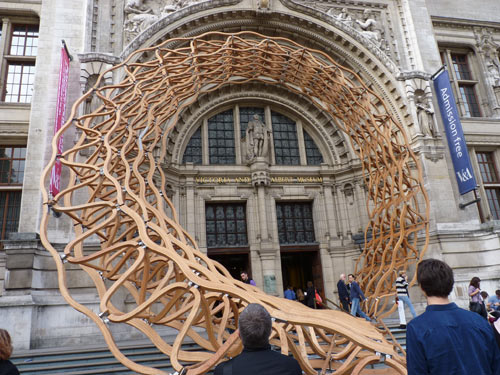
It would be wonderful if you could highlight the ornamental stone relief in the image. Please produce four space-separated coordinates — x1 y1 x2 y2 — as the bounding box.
293 1 393 60
123 0 202 43
474 27 500 88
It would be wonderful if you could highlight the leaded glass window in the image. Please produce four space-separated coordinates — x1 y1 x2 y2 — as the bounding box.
182 127 202 164
276 202 316 245
239 107 265 139
271 111 300 165
206 203 248 248
10 25 39 56
304 131 323 165
0 191 22 240
0 147 26 185
208 110 235 165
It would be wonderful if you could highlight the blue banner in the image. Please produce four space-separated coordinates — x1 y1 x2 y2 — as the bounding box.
433 69 476 195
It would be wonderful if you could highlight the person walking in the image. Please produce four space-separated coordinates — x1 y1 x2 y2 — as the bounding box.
0 329 20 375
469 276 487 319
406 259 500 374
395 270 417 319
214 304 302 375
337 273 350 312
348 274 371 321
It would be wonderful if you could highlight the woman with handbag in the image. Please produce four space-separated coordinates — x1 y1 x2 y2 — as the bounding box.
469 277 488 319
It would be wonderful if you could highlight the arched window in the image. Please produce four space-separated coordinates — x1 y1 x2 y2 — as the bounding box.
181 105 324 166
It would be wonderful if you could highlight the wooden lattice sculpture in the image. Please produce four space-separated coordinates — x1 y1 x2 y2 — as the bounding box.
40 32 429 374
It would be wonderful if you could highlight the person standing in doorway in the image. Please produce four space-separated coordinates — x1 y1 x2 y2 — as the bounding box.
241 272 256 286
348 274 371 321
337 273 350 312
284 286 296 301
395 270 417 319
406 259 500 374
304 281 316 309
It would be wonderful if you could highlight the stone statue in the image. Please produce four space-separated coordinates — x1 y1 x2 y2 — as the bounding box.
484 48 500 87
124 0 152 15
355 9 382 47
328 7 353 28
415 90 435 137
246 114 268 160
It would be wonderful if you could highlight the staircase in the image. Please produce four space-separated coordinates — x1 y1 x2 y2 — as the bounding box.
11 342 203 375
11 326 407 374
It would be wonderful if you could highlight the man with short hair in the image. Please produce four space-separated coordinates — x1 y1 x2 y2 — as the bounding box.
337 273 350 311
489 290 500 312
407 258 500 374
214 303 302 375
241 272 256 286
348 274 371 321
284 286 296 300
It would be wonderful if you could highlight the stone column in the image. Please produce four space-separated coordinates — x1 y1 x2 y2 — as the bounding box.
250 158 279 295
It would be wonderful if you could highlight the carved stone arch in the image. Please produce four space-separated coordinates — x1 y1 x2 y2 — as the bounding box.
120 7 410 130
171 84 352 166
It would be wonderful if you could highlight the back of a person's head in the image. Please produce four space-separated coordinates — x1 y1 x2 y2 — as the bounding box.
496 289 500 298
417 258 454 297
238 304 272 349
0 329 13 361
480 291 489 300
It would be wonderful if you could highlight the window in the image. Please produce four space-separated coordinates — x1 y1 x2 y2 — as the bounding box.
476 152 500 220
276 202 316 245
271 111 300 165
304 131 323 165
182 106 323 166
0 146 26 239
205 203 248 248
182 127 202 164
0 20 39 103
440 49 481 118
208 110 235 165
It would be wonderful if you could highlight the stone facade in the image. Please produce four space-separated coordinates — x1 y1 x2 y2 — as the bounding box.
0 0 499 350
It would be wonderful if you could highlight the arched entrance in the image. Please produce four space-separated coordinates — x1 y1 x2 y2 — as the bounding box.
41 32 428 375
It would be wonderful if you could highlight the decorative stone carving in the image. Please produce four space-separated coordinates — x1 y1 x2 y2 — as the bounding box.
124 0 201 43
475 28 500 87
327 7 353 29
415 89 435 138
355 9 383 48
245 114 270 161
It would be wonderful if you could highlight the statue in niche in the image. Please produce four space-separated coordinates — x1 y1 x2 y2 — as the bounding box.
328 7 353 28
355 9 383 47
415 90 435 138
246 114 268 160
484 47 500 87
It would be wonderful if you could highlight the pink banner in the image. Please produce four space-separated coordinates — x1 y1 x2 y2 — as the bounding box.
49 46 70 198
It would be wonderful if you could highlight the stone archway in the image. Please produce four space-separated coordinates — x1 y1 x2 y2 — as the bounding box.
40 32 428 375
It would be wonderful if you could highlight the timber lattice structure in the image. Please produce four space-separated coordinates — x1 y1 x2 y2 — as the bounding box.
40 32 429 374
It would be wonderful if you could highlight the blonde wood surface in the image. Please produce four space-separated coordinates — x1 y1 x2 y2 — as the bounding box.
40 32 429 374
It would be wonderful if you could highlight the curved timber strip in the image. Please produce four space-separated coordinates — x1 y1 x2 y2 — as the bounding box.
40 32 429 374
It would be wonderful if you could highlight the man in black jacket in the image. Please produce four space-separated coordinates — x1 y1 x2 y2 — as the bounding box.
337 273 350 312
214 303 302 375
